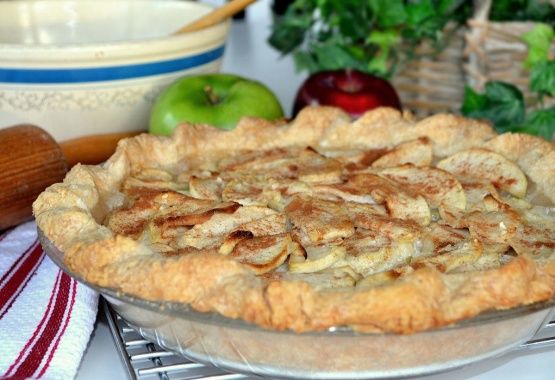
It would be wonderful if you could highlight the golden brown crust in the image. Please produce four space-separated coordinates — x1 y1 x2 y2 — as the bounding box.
33 106 555 334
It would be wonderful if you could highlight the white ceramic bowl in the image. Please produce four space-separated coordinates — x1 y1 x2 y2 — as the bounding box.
0 0 230 141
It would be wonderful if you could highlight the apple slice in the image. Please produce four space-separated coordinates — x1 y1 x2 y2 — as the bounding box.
349 173 432 225
218 147 295 172
122 175 186 194
372 138 433 168
229 233 292 275
379 165 466 211
285 195 355 245
411 238 483 273
189 175 225 200
437 148 527 198
343 241 416 277
311 173 431 225
509 208 555 257
218 212 289 256
178 206 277 249
288 245 346 273
464 209 521 245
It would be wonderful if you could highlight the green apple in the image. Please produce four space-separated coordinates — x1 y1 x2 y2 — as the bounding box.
149 73 284 135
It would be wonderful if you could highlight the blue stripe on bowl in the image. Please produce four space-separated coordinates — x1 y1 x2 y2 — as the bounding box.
0 45 225 84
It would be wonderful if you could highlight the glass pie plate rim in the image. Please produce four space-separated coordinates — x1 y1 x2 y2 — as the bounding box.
38 227 555 335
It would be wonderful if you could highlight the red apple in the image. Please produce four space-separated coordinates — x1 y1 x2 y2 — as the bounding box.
292 69 402 117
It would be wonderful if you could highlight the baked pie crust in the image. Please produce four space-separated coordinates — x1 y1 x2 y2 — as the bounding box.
33 106 555 334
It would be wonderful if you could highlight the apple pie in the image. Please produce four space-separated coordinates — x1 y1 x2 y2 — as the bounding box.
33 106 555 333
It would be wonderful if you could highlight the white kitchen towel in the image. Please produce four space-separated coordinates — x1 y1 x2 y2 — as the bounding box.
0 221 98 380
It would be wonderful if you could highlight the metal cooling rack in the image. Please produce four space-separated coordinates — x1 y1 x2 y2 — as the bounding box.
102 297 555 380
101 299 252 380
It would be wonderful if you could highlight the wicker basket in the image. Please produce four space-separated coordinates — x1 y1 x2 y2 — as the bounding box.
393 0 555 117
392 24 466 117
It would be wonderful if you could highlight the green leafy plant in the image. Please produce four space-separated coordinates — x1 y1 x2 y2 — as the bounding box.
461 23 555 140
268 0 472 78
489 0 555 25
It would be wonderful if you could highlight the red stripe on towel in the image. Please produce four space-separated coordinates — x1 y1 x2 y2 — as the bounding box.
0 243 44 319
4 270 63 378
9 271 73 379
35 277 77 378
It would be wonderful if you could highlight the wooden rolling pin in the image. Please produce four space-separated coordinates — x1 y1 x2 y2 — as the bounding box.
0 125 142 230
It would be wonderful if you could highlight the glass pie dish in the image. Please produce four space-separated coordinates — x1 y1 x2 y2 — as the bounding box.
39 229 555 379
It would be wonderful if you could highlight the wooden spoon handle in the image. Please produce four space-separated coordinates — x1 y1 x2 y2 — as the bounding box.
59 131 143 167
0 125 67 230
173 0 257 34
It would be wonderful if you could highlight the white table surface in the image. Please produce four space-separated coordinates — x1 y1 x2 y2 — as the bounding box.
75 2 555 379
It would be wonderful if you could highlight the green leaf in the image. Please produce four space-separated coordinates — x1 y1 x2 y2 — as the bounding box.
366 29 401 49
267 0 317 55
507 107 555 140
367 52 389 77
268 25 306 54
311 43 362 71
522 23 554 68
368 0 407 28
406 0 435 27
490 0 555 24
530 60 555 97
293 51 320 73
522 0 555 24
461 81 525 131
437 0 465 15
461 85 487 114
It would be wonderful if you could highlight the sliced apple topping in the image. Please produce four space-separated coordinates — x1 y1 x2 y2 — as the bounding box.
341 227 421 277
295 148 343 184
219 147 342 184
218 147 297 172
343 241 417 277
288 244 346 273
323 148 389 171
353 173 431 225
379 165 466 212
221 174 292 208
342 202 388 227
285 195 355 245
464 208 521 245
461 182 503 211
437 148 527 198
189 175 225 200
123 176 186 195
372 137 433 168
229 233 292 275
107 191 230 240
349 215 421 242
153 201 239 233
218 213 289 255
221 174 266 206
411 238 483 273
312 173 431 225
420 223 469 255
109 125 555 309
219 230 254 255
178 206 278 249
509 209 555 257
